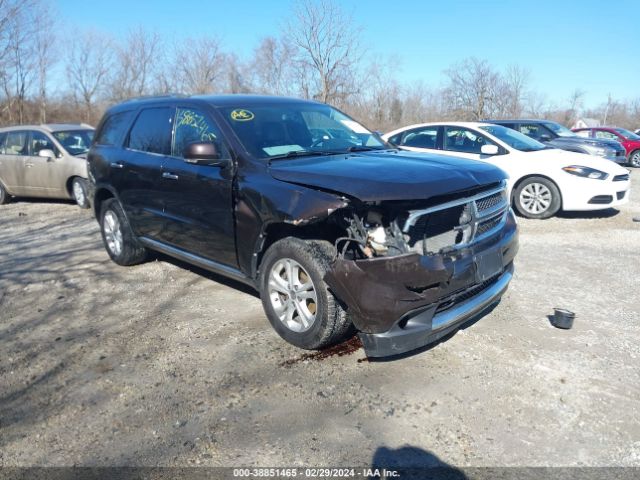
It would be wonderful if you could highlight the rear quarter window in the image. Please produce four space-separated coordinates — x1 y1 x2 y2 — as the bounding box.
95 111 135 146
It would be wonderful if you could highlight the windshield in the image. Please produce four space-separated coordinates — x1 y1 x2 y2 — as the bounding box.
480 125 547 152
613 128 640 140
543 121 576 137
52 129 94 155
220 103 387 159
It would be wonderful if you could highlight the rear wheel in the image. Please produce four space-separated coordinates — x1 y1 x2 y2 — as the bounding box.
71 177 90 209
0 181 10 205
628 150 640 168
99 198 147 265
514 177 561 219
259 237 353 350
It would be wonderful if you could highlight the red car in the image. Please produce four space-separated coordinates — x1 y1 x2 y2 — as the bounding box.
572 126 640 167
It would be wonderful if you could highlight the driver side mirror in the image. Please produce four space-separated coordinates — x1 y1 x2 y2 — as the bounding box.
539 134 551 142
38 149 56 160
480 144 499 155
183 142 228 166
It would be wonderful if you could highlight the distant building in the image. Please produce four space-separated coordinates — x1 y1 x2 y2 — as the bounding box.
572 118 601 129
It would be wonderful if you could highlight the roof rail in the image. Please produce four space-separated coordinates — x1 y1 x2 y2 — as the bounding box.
121 93 188 103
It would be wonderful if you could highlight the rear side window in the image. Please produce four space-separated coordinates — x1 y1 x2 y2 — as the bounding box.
95 111 134 146
128 107 174 155
401 127 438 149
2 131 28 155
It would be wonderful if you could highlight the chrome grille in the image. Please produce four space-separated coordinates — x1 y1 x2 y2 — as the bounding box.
475 192 503 212
403 181 509 254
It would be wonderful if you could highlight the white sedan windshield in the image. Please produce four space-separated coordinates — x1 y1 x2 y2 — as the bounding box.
480 125 547 152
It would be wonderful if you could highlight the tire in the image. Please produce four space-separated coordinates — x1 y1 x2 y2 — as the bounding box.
259 237 353 350
513 176 561 219
99 198 148 266
71 177 90 209
628 150 640 168
0 181 10 205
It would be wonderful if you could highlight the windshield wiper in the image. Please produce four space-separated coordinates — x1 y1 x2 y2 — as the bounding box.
346 146 386 152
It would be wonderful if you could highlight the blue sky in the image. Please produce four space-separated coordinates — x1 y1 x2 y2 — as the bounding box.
57 0 639 108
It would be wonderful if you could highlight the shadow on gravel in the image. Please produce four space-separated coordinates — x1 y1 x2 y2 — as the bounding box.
154 252 259 298
372 446 467 479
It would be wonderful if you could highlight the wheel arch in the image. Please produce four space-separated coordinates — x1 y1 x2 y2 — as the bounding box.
92 186 117 219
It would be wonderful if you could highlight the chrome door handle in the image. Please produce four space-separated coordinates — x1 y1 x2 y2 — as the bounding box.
25 163 34 168
110 162 124 169
162 172 179 180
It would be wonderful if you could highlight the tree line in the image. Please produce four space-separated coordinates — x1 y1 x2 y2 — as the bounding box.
2 0 639 131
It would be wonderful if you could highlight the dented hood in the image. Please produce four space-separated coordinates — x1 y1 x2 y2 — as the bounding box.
268 150 506 201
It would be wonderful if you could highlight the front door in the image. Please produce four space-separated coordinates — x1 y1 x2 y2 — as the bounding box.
158 107 237 268
21 131 63 197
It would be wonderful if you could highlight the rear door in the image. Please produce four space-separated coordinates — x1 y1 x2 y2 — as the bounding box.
0 131 29 195
119 106 174 238
158 106 237 267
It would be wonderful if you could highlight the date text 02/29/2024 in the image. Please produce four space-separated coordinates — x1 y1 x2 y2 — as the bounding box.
232 468 400 478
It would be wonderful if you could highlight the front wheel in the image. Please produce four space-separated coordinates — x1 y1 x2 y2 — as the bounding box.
259 237 353 350
71 177 90 209
513 177 561 219
628 150 640 168
99 198 148 265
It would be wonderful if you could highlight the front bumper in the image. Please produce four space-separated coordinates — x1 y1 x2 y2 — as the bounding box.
324 210 518 357
359 263 513 357
560 176 631 211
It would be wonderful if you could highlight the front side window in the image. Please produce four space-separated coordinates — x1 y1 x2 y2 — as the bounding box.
30 131 58 156
53 130 94 156
2 131 28 155
443 127 494 154
219 103 386 159
595 130 618 141
95 111 135 146
172 108 230 159
480 125 547 152
127 107 174 155
519 124 547 141
401 127 438 149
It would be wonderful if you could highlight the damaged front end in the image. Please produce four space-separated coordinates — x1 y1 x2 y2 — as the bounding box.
323 181 519 357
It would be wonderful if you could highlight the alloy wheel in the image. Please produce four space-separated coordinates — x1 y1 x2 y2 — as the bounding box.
520 182 552 215
268 258 318 333
103 210 123 256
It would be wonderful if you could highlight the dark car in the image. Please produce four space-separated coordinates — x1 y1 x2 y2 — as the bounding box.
88 95 518 358
572 126 640 167
484 119 627 164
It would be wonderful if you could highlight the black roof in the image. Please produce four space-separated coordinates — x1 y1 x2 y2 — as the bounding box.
108 94 320 114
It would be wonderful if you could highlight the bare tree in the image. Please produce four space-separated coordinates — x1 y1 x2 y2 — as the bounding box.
1 2 36 123
563 88 585 126
443 57 501 120
285 0 362 105
66 30 114 123
503 64 530 118
108 27 162 101
172 36 225 94
251 36 296 96
32 1 56 123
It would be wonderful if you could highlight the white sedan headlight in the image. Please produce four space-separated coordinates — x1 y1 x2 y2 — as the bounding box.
562 165 609 180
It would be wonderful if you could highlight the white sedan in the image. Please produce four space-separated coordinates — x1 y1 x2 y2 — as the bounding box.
383 122 631 219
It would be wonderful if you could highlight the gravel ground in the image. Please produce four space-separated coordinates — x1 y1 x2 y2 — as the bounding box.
1 172 639 469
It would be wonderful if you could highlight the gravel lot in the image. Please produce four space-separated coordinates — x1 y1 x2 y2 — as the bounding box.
1 171 639 469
